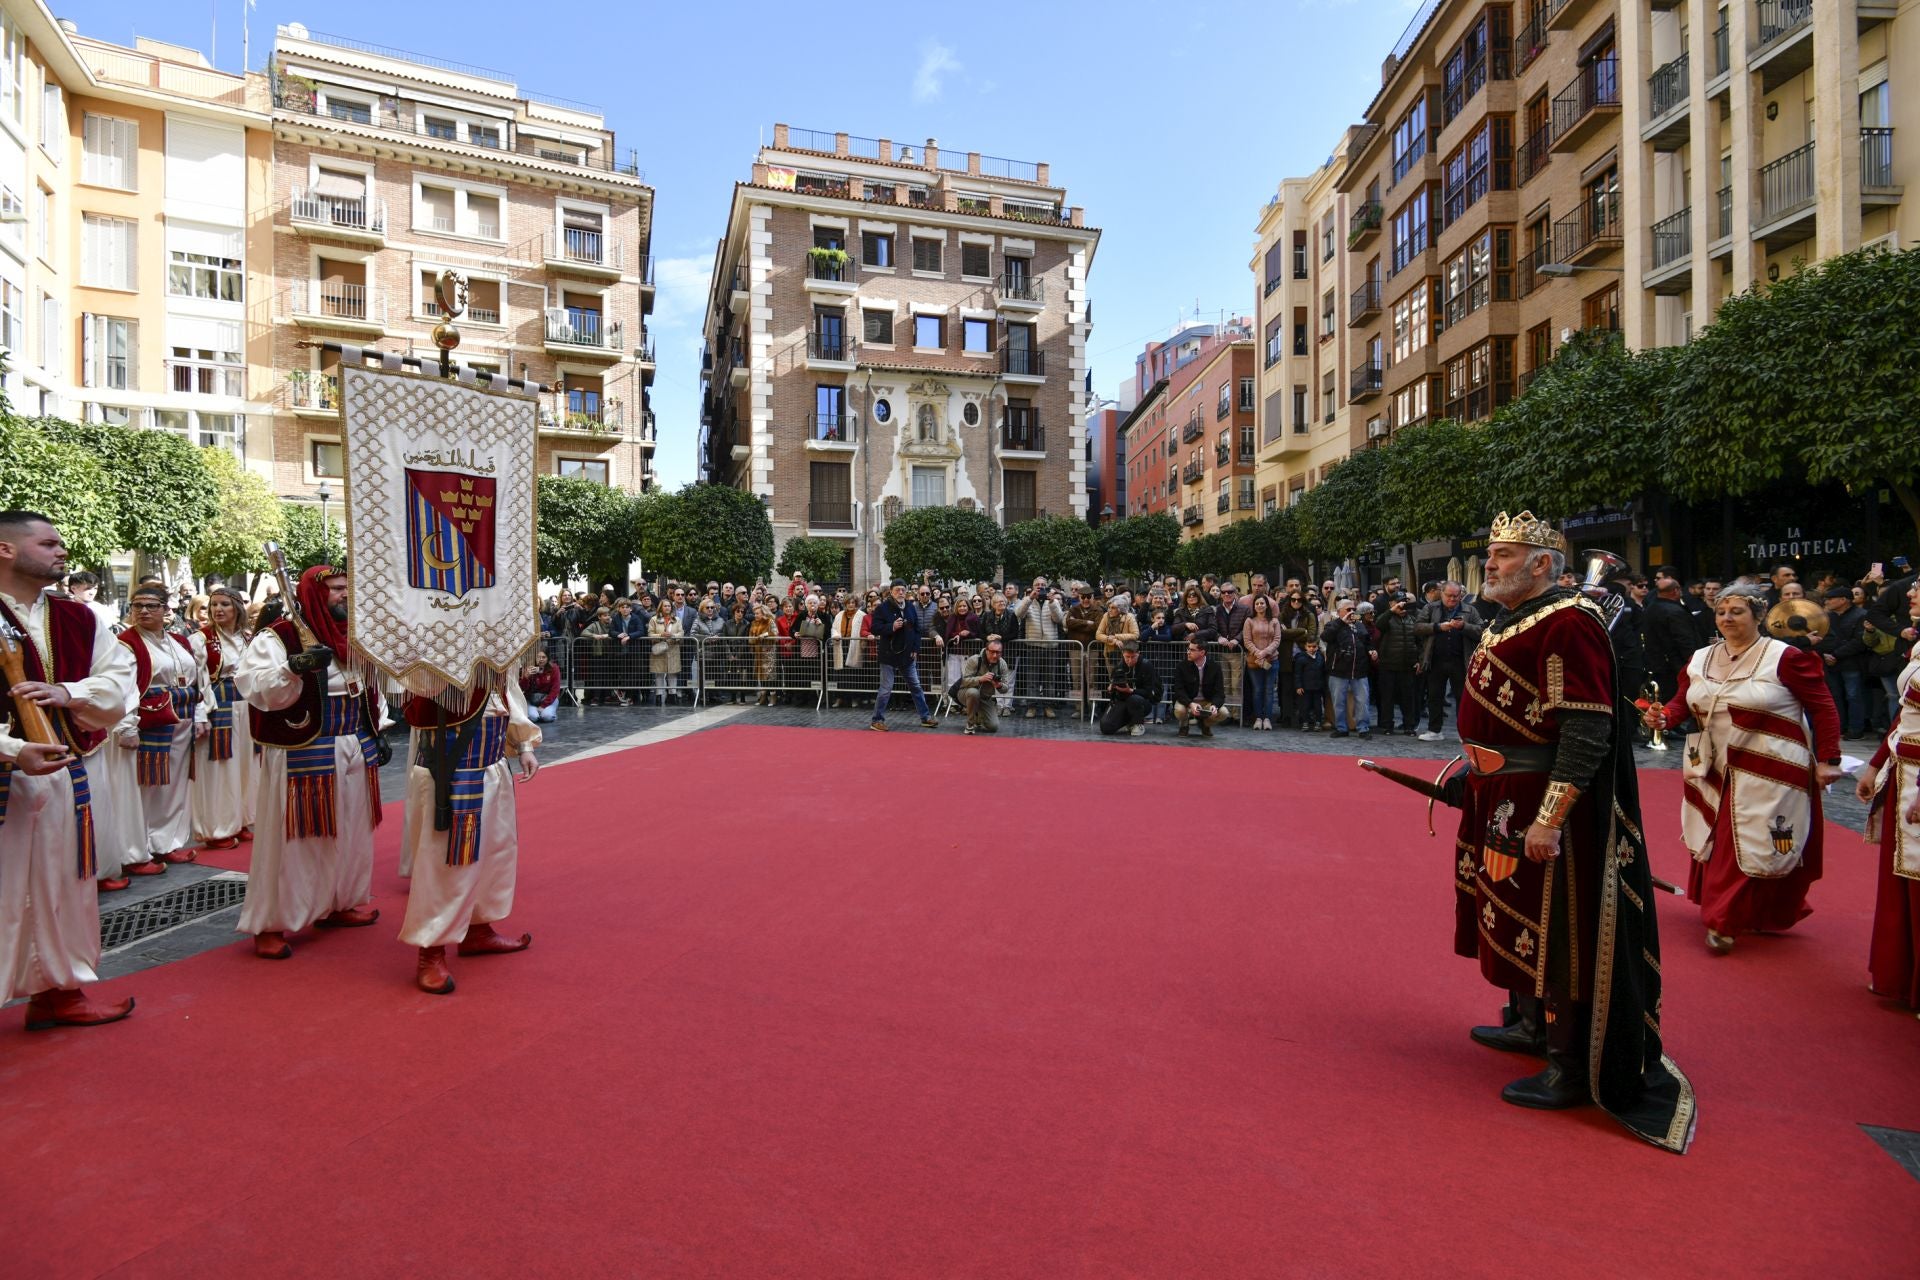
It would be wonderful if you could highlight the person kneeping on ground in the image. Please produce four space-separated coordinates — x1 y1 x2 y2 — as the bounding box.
954 636 1011 735
1099 640 1162 737
1173 639 1228 738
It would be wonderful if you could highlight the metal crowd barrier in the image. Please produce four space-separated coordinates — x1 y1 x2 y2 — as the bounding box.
1126 640 1245 722
698 633 827 708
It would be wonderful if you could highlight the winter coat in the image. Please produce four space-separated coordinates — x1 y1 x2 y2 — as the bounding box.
1321 616 1376 680
1014 594 1066 642
1415 599 1484 667
1169 602 1220 645
648 614 683 675
1373 605 1422 672
830 608 869 669
1293 648 1328 693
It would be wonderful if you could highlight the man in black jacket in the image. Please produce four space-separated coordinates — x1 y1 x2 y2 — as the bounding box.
1814 586 1870 739
1172 639 1227 738
1098 641 1162 737
869 580 934 732
1642 569 1702 702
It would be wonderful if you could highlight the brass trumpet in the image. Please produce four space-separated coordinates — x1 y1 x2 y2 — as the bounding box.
1641 676 1668 751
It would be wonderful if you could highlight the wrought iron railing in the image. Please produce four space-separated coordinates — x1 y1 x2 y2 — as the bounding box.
1759 141 1815 223
1651 208 1692 270
1649 51 1690 119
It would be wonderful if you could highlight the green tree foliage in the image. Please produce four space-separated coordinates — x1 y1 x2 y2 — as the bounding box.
1293 445 1388 558
38 420 221 558
879 506 1004 582
1478 332 1674 518
635 484 773 587
1372 419 1494 544
192 447 285 582
277 501 344 571
1661 245 1920 537
1002 514 1098 584
537 474 642 588
776 536 849 586
1095 512 1182 579
0 416 115 565
1263 506 1303 572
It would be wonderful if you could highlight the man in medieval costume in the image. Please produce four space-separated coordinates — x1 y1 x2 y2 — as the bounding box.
235 565 390 959
120 582 207 865
0 511 139 1029
1449 511 1696 1152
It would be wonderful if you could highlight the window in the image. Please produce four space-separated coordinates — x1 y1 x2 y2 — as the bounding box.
862 308 893 345
960 242 990 278
1004 469 1037 521
1264 317 1282 366
862 231 893 267
468 194 501 239
310 439 344 478
873 398 892 424
1391 281 1432 365
1293 306 1308 356
914 314 944 349
1440 337 1515 423
1583 283 1620 333
469 124 501 148
814 384 845 439
1240 424 1255 459
0 278 21 353
38 292 57 369
1393 378 1429 430
911 236 942 272
1218 381 1232 417
33 185 49 261
1321 372 1336 423
1321 213 1336 262
1292 230 1308 278
81 114 138 189
327 96 372 125
1003 254 1031 290
557 458 609 484
0 10 20 124
169 346 243 397
1320 289 1336 338
424 116 457 140
1390 186 1434 277
1391 95 1428 186
84 315 136 390
1239 377 1255 411
1439 228 1512 328
81 216 136 290
963 317 990 353
810 461 852 523
168 249 243 302
39 81 62 153
419 184 455 232
1441 117 1513 225
1291 386 1308 432
911 465 946 509
813 306 846 358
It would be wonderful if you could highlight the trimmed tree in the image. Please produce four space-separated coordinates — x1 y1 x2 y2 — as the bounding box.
38 419 221 560
1293 445 1389 559
278 500 345 571
776 536 849 586
1096 512 1183 581
0 416 116 566
636 483 773 586
193 446 286 584
879 506 1003 583
1002 514 1098 585
538 474 642 588
1374 419 1494 545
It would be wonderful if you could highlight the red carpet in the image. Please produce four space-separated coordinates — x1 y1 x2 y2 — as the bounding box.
3 726 1916 1278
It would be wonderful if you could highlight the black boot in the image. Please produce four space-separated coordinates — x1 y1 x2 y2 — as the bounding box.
1470 994 1547 1056
1500 1047 1591 1110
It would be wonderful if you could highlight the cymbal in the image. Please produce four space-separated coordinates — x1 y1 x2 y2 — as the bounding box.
1765 597 1830 642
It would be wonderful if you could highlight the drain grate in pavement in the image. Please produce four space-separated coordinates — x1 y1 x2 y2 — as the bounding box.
1861 1125 1920 1184
100 875 249 951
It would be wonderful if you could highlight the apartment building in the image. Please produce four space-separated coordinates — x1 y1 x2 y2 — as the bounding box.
1119 377 1170 519
1250 136 1364 515
0 4 275 475
267 23 656 501
1182 340 1257 538
1621 0 1916 349
698 124 1098 585
1120 323 1250 531
1085 397 1124 523
1339 0 1630 455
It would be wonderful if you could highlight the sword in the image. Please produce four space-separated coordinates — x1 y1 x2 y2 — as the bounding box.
1357 757 1683 894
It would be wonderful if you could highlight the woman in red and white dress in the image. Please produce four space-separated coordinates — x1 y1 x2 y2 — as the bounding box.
1647 583 1843 954
189 587 254 850
1857 577 1920 1016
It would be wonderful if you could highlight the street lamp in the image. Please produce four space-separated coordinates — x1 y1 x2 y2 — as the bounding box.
316 480 332 559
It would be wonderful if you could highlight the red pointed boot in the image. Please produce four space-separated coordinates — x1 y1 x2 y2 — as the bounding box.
254 931 293 959
25 989 136 1031
316 905 380 928
416 946 455 995
457 922 532 957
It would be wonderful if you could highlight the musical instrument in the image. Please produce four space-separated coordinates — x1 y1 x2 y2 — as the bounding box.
262 541 321 649
1577 548 1630 632
0 618 59 746
1639 677 1669 751
1765 597 1830 643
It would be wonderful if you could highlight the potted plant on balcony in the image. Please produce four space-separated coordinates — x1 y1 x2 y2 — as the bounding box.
285 368 309 406
806 246 851 272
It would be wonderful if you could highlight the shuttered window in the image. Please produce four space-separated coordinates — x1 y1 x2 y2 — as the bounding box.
82 114 138 189
81 215 136 290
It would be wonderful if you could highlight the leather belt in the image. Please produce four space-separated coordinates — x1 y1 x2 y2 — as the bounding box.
1464 742 1554 775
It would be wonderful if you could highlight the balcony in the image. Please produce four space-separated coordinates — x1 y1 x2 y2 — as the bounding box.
807 501 857 532
543 311 624 358
1350 360 1383 402
1710 22 1730 81
286 279 387 335
807 412 852 446
1181 416 1203 443
1751 0 1813 93
1348 279 1381 327
803 249 858 295
542 229 625 279
1001 413 1045 454
1862 129 1901 205
1216 443 1231 467
1645 52 1691 151
1517 239 1551 299
1182 460 1205 485
1550 57 1620 154
1552 190 1622 266
1546 0 1587 30
996 272 1045 310
1756 141 1816 248
1647 208 1693 294
1347 201 1382 249
726 336 747 387
167 357 244 399
286 372 339 416
1181 504 1203 527
1002 348 1046 380
806 332 857 369
636 332 657 377
539 395 627 438
1513 8 1550 74
289 189 386 243
1516 123 1552 187
640 255 656 300
729 266 749 309
1216 493 1231 515
1715 184 1733 243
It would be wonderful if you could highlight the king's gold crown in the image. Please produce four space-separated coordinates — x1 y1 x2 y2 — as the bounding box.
1488 510 1568 552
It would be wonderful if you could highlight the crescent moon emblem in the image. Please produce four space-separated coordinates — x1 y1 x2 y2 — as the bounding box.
419 529 459 572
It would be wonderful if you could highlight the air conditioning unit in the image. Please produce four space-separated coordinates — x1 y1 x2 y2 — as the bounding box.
1367 420 1387 439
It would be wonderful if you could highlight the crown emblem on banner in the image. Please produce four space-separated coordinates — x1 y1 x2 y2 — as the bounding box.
1488 510 1568 552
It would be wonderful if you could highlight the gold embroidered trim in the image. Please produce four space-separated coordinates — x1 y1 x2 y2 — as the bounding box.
1466 680 1551 743
1484 649 1541 700
1477 594 1597 655
1554 699 1613 715
1474 874 1545 932
1478 919 1541 980
1547 654 1563 706
1620 880 1644 913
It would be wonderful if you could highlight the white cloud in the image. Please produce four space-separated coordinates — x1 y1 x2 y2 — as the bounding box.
913 43 961 103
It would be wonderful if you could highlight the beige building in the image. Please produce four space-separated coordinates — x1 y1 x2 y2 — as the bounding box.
699 124 1099 586
266 24 656 502
1621 0 1916 349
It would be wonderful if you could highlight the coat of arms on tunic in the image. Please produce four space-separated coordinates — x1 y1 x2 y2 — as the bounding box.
1482 800 1524 883
1768 814 1795 858
404 468 496 598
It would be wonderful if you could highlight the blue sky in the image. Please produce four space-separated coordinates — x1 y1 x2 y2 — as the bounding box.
71 0 1429 487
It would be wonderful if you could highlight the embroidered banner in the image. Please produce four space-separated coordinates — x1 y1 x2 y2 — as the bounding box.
338 362 538 688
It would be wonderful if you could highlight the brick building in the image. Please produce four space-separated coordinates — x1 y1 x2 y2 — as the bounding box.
265 24 656 504
1119 322 1250 533
698 124 1099 586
